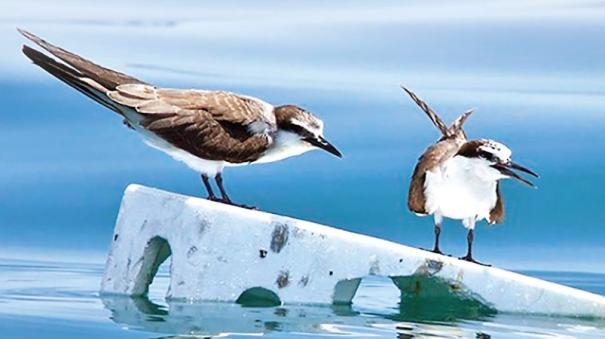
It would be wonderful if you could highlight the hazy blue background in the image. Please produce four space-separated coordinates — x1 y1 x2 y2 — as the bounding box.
1 0 604 272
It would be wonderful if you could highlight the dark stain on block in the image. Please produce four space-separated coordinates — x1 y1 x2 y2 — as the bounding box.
259 249 268 258
139 220 148 231
113 233 119 241
270 223 289 253
187 246 198 258
276 270 290 288
298 275 309 287
414 259 444 276
198 219 209 234
426 259 444 274
177 280 185 286
369 258 380 275
292 227 305 238
329 270 334 276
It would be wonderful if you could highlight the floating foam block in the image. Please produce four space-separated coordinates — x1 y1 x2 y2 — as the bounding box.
101 185 605 317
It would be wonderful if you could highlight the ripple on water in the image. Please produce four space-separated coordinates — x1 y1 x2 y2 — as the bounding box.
0 260 604 338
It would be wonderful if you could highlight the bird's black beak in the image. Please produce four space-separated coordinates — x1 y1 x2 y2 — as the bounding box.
305 135 342 158
492 161 539 188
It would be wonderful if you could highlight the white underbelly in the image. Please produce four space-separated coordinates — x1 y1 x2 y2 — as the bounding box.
424 162 498 221
142 133 226 176
119 107 245 176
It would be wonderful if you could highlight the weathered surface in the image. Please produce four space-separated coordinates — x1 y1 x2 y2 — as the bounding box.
101 185 605 317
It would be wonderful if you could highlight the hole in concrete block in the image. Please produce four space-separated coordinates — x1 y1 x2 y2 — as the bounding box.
335 275 400 309
333 278 362 305
351 276 400 309
148 255 171 304
132 236 172 298
236 287 281 307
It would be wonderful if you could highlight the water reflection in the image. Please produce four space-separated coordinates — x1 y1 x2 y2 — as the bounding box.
101 293 605 338
101 294 493 338
103 295 364 336
2 260 604 338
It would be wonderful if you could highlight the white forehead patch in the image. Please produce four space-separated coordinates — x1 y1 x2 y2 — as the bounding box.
479 140 512 161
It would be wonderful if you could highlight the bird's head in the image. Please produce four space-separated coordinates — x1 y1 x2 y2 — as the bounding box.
273 105 342 158
457 139 539 187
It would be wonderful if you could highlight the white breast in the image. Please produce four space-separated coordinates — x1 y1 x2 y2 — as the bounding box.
424 156 499 222
253 130 314 164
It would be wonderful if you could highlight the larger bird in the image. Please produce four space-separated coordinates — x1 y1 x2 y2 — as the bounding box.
19 29 341 208
402 86 538 265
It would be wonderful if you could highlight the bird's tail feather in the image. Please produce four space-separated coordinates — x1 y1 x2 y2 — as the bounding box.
18 28 146 90
22 45 124 114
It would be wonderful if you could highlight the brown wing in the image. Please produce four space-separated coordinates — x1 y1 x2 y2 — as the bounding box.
19 28 145 89
408 138 462 214
108 84 275 163
401 86 449 136
488 183 505 224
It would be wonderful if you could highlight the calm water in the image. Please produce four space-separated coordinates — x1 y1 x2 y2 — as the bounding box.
0 259 604 338
2 0 605 337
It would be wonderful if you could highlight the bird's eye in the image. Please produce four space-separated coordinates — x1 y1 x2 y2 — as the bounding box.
480 151 495 162
285 123 313 139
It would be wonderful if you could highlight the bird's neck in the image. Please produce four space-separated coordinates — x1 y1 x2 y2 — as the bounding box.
448 156 504 183
255 130 313 164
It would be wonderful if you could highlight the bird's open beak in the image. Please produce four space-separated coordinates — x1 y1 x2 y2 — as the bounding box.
305 136 342 158
492 161 539 188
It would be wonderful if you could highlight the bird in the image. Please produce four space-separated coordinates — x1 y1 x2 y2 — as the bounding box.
402 86 538 266
18 29 342 209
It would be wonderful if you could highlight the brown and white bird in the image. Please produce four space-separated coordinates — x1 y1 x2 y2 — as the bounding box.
18 29 341 208
402 86 538 265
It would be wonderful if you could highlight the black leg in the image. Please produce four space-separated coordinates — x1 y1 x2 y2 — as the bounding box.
465 228 473 258
215 173 256 209
459 229 491 266
201 174 218 201
432 223 443 254
215 173 232 203
420 220 448 255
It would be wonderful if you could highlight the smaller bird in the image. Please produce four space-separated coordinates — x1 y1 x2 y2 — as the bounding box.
402 86 538 265
19 29 342 208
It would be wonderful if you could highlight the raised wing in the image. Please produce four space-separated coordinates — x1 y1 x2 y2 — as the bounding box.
401 86 449 136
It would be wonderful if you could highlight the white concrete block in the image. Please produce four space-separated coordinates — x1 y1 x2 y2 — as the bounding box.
101 184 605 317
